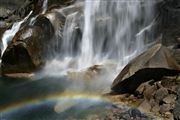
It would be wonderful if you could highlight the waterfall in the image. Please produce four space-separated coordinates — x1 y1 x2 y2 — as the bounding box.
30 0 48 25
1 11 32 57
59 0 155 70
78 1 95 69
41 0 155 79
42 0 48 14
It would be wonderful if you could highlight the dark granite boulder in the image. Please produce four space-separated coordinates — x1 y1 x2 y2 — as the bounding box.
1 15 54 74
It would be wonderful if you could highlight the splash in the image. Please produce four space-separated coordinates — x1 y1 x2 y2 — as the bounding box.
1 11 32 57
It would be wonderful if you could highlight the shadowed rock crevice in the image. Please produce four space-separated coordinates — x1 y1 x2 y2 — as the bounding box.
1 43 36 73
111 68 180 94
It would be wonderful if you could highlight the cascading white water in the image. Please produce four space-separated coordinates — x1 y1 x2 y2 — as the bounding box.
1 11 32 57
42 0 48 14
59 0 155 70
42 0 155 80
78 1 95 69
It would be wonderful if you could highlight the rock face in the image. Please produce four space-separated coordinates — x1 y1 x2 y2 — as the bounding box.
1 15 54 74
111 44 180 89
157 0 180 46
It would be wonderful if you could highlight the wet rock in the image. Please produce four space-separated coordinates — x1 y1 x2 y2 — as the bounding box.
67 63 116 81
111 68 180 94
105 107 154 120
173 87 180 120
2 41 38 73
154 87 168 103
1 15 54 74
128 108 142 118
0 7 12 19
160 104 171 114
46 2 84 56
13 0 35 18
161 77 177 90
172 48 180 64
138 100 151 112
33 15 54 39
45 11 66 54
151 103 160 113
136 82 147 95
173 102 180 120
164 112 174 120
111 43 180 94
157 0 180 46
111 44 180 89
0 27 7 41
163 94 177 104
4 73 34 79
143 84 157 100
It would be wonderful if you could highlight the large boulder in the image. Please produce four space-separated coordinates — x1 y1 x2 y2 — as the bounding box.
1 15 54 74
111 44 180 93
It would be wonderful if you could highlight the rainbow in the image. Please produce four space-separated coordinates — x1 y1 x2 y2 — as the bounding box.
0 92 111 115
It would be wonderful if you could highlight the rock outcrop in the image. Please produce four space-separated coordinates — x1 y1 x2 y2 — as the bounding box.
1 15 54 74
111 44 180 90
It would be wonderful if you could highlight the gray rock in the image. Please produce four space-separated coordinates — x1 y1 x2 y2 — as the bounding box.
163 94 177 104
160 104 171 114
173 87 180 119
111 44 180 90
154 88 168 103
1 15 55 74
138 100 151 112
